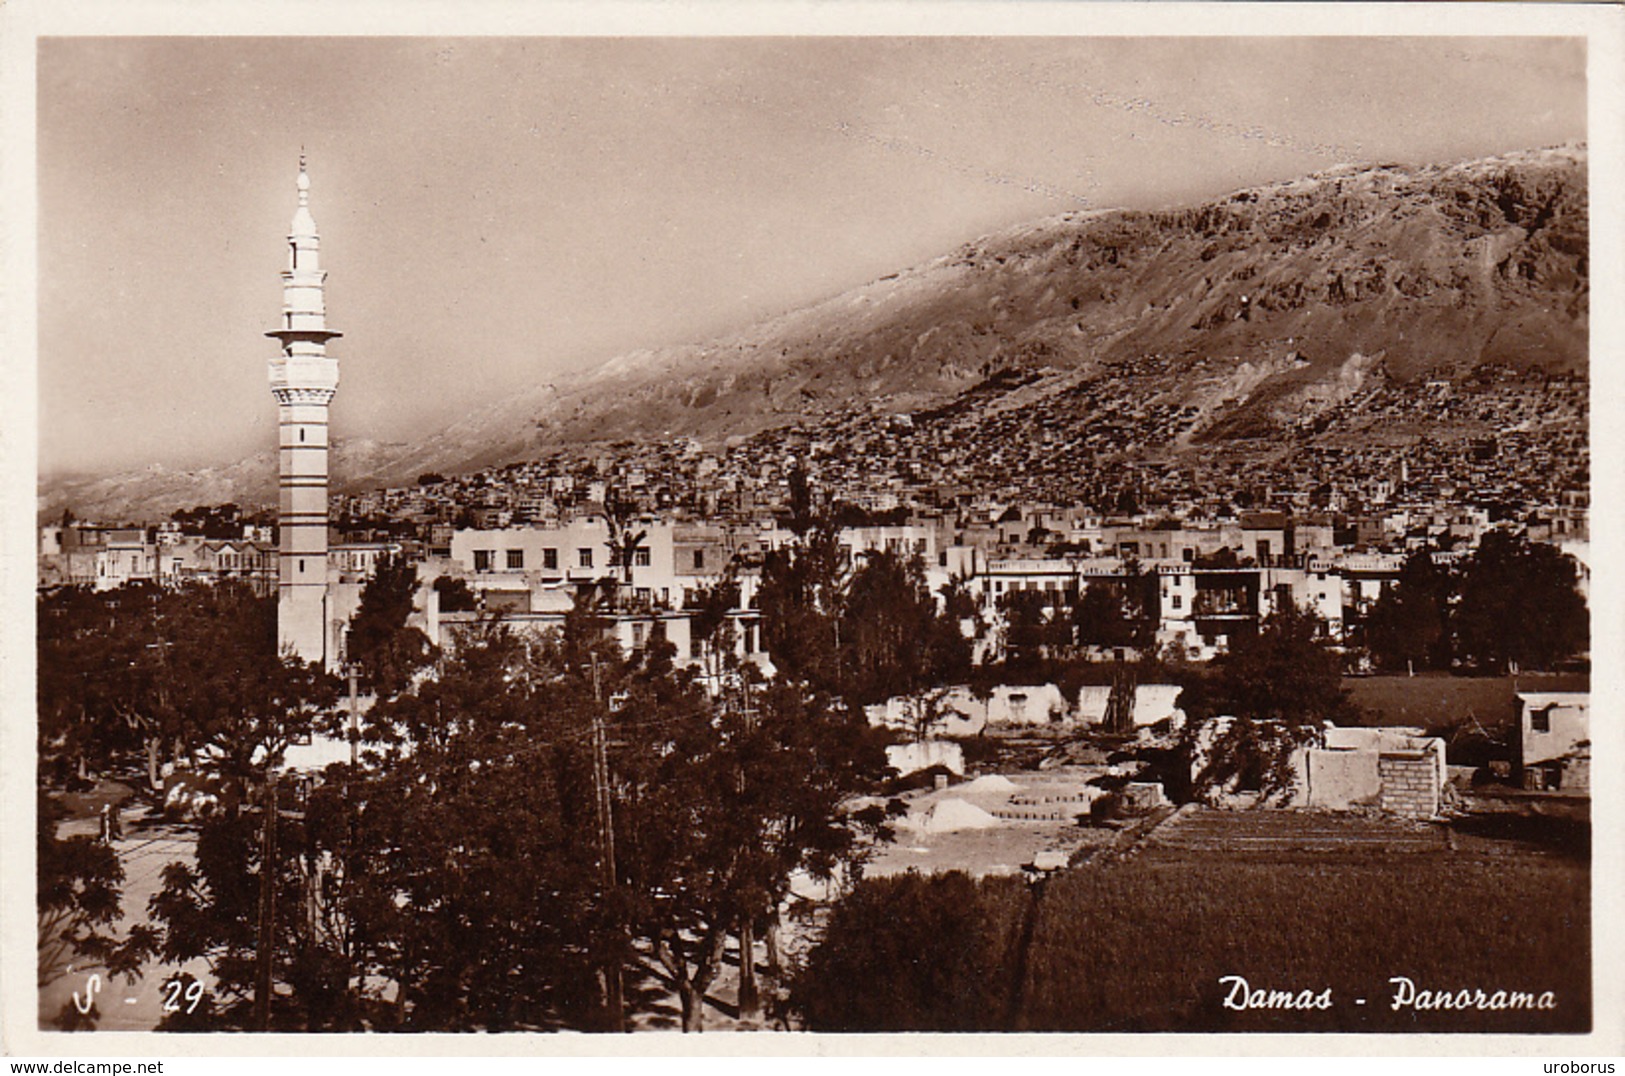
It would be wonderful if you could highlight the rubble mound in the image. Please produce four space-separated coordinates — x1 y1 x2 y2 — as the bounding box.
917 798 1002 833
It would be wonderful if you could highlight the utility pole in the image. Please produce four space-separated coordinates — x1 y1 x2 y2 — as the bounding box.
347 663 360 768
735 672 762 1028
589 654 625 1031
148 595 170 792
254 767 278 1031
343 660 360 971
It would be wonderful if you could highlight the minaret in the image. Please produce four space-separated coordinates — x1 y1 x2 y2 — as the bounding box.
266 155 341 666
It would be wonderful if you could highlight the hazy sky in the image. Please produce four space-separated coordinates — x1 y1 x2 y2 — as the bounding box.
37 36 1586 475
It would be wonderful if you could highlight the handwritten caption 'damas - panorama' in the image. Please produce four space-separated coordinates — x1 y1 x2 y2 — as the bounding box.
1218 975 1559 1013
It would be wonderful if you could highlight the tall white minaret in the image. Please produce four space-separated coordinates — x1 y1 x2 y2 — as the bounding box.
266 155 341 666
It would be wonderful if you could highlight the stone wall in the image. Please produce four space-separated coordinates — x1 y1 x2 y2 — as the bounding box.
886 740 966 777
1565 756 1590 793
1305 748 1382 809
1378 752 1440 817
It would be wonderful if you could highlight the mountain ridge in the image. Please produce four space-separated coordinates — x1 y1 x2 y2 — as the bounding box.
41 143 1587 522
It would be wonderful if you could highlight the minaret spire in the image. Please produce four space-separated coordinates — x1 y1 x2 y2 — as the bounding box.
267 155 341 667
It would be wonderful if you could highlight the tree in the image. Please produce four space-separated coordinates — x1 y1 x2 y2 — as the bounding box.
1201 603 1353 727
149 786 353 1030
756 527 846 697
601 483 649 608
790 871 1027 1031
37 584 155 785
838 551 969 708
345 554 433 699
38 581 328 792
332 617 611 1030
142 586 344 1029
689 574 738 642
1453 530 1588 673
431 574 478 613
1186 714 1318 806
616 668 889 1031
1116 559 1161 648
783 466 821 538
166 590 342 799
1359 549 1453 673
901 686 965 743
37 792 155 1029
939 572 980 623
1176 604 1352 806
1072 580 1137 650
141 524 891 1033
171 503 243 540
1193 546 1245 570
149 610 620 1032
999 589 1062 676
38 580 371 1028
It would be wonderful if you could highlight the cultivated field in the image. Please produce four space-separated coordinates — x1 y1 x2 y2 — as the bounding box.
1020 811 1589 1032
796 805 1591 1033
1346 672 1588 736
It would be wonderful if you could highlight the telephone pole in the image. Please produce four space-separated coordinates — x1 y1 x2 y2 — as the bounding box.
254 768 278 1031
589 654 625 1031
735 672 763 1028
347 662 360 768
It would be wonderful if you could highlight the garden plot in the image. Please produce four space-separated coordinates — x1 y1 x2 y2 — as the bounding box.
1143 804 1450 857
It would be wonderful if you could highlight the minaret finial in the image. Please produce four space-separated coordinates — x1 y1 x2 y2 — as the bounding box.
297 152 310 205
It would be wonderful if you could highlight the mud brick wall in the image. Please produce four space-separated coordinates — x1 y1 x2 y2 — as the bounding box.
1378 753 1440 817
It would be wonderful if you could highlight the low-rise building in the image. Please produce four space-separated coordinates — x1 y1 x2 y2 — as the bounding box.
1515 692 1589 793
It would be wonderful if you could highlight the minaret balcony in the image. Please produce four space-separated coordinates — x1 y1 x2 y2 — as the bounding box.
266 327 342 346
272 386 337 408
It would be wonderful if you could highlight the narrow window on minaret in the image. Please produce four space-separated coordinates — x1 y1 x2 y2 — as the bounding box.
290 242 298 269
300 429 306 443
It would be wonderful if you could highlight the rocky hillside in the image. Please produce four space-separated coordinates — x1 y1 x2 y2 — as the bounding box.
43 144 1587 520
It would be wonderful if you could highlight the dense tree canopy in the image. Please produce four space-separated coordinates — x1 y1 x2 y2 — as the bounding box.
123 572 891 1032
345 554 433 698
38 581 341 795
1071 580 1140 650
431 574 478 613
38 584 158 784
756 527 846 697
1452 530 1588 673
1359 549 1454 673
38 581 341 1028
1355 534 1587 674
46 518 1590 1032
839 551 969 708
999 589 1067 676
346 616 609 1029
791 871 1027 1031
1195 603 1353 727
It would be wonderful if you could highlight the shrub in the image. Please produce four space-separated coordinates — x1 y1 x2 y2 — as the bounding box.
790 871 1029 1030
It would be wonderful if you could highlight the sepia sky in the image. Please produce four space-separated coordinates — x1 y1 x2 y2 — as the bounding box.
36 34 1587 475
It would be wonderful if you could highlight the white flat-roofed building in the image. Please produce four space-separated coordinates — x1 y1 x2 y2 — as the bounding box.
452 519 679 610
1516 692 1589 793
